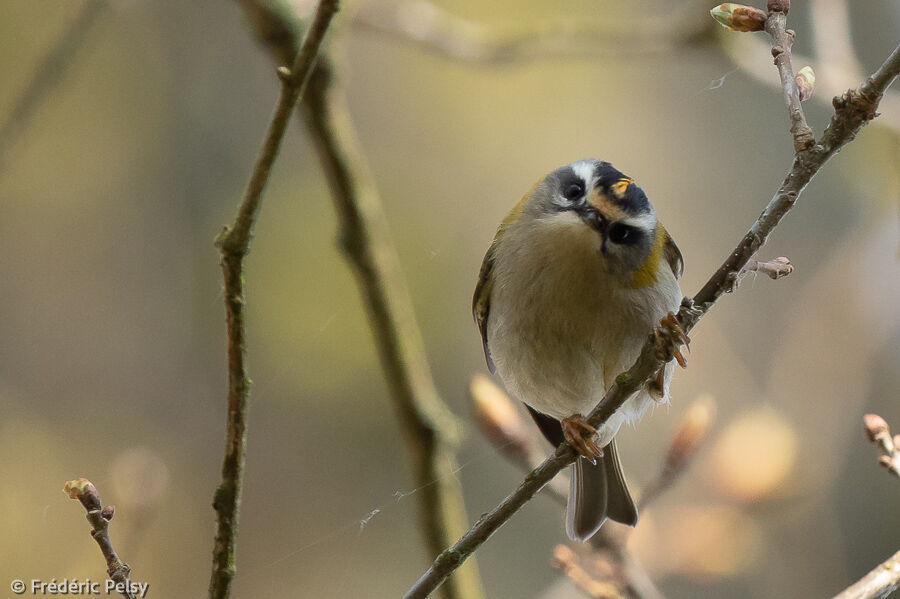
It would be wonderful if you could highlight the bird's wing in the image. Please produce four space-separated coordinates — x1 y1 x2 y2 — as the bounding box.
472 188 536 374
473 241 497 373
662 227 684 279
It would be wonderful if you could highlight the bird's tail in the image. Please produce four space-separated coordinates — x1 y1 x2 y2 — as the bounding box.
566 438 638 542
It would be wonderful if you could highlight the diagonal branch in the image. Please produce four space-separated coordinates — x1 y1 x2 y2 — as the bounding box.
403 36 900 599
208 2 338 598
832 549 900 599
0 0 107 174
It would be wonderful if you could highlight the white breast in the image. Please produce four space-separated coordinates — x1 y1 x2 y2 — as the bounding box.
487 213 681 446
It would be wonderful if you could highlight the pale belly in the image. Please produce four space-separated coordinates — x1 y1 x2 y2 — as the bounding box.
487 257 680 446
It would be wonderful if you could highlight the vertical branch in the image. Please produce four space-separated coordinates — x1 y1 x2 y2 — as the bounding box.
208 2 339 598
232 3 485 598
64 479 136 599
764 3 815 151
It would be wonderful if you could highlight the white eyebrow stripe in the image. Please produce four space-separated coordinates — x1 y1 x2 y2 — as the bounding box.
570 160 595 186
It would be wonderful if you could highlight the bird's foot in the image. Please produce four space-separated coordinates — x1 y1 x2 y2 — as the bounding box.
654 311 690 368
561 414 603 463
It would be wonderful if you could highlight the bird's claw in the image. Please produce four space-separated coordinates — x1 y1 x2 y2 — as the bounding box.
561 414 603 463
655 311 690 368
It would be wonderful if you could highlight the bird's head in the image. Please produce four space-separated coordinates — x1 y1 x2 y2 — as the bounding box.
518 158 664 282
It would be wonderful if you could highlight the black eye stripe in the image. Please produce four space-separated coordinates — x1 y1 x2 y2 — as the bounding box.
608 223 640 245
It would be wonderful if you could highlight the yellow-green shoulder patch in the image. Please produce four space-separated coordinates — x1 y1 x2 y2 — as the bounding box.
629 222 665 288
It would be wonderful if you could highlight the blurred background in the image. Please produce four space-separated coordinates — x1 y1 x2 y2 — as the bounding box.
1 1 899 597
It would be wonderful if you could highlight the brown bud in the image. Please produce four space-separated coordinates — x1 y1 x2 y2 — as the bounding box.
795 66 815 102
770 257 793 277
666 395 716 471
101 505 116 521
864 414 889 442
63 478 102 511
710 4 767 32
469 375 531 457
767 0 789 13
746 256 794 279
552 544 577 570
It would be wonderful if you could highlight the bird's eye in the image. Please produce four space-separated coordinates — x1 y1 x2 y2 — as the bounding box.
608 223 634 244
563 182 584 201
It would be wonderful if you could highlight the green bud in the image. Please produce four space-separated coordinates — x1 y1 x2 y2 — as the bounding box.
795 66 815 101
710 3 767 32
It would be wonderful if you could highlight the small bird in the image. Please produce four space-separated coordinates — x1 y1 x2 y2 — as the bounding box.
473 158 687 541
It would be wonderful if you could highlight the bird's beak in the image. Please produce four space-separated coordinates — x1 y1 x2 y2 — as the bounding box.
576 204 605 234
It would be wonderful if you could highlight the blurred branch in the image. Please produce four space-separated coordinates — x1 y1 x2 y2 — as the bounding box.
63 479 135 599
403 24 900 599
209 2 338 598
0 0 106 174
233 2 485 599
863 414 900 480
468 374 569 503
352 1 714 64
584 534 667 599
832 549 900 599
552 545 625 599
809 0 863 91
301 61 485 599
638 395 715 510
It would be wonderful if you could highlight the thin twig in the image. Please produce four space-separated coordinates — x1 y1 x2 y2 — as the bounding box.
403 39 900 599
0 0 107 173
863 414 900 480
718 33 900 133
832 549 900 599
233 2 485 598
208 2 339 599
64 479 136 599
765 8 815 151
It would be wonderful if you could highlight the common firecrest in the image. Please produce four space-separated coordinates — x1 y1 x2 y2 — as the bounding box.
473 158 685 541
